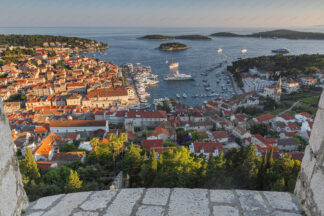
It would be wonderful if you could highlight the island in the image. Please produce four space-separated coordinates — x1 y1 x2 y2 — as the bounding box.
0 34 109 50
157 42 190 51
210 29 324 40
139 34 212 40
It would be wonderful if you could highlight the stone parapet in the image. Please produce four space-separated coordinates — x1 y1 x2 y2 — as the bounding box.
295 91 324 216
24 188 302 216
0 98 29 216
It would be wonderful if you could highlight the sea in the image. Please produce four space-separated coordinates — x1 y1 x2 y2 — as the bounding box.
1 26 324 106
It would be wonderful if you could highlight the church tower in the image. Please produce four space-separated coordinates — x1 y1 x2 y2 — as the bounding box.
275 76 282 101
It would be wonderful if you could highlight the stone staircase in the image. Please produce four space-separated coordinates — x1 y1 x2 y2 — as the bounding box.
24 188 302 216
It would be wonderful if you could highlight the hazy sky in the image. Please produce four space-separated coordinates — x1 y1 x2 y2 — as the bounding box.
1 0 324 27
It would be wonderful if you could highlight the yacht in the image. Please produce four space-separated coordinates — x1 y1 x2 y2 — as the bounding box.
272 48 290 54
176 93 181 98
164 70 194 81
217 48 223 53
183 93 187 98
241 49 247 54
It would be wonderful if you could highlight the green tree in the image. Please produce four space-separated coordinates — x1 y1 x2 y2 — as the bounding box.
121 143 143 186
240 144 260 189
65 170 83 192
140 150 158 186
22 148 40 182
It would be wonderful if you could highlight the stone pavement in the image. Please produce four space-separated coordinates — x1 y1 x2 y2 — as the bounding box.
24 188 302 216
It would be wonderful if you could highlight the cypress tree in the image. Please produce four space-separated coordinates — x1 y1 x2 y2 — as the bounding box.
150 150 157 172
65 170 83 192
24 148 40 182
268 147 274 167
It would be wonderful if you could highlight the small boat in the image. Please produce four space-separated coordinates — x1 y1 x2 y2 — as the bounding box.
217 48 223 53
176 94 181 98
183 93 187 98
165 56 168 64
205 87 211 91
241 49 247 54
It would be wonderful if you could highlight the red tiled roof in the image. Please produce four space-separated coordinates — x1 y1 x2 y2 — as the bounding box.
212 131 228 139
151 146 176 154
255 114 275 123
277 114 294 121
142 139 164 150
192 140 224 154
127 110 167 119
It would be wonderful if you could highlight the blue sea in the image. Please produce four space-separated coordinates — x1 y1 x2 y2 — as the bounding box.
1 26 324 106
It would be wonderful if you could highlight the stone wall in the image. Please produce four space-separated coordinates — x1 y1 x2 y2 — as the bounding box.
295 91 324 216
0 98 29 216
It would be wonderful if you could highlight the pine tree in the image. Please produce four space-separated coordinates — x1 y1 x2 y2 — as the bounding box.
241 144 259 189
24 148 40 182
65 170 83 192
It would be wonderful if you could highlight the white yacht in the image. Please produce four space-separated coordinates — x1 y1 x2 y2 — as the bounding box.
176 93 181 98
217 48 223 53
164 70 194 81
272 48 290 54
183 93 187 98
241 49 247 54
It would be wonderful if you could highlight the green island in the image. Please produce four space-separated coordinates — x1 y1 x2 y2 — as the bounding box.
211 29 324 40
227 54 324 87
157 42 190 51
0 34 109 49
140 34 212 40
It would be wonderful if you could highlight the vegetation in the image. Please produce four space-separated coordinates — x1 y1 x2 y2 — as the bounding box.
227 54 324 87
140 34 212 40
20 134 127 201
211 29 324 40
0 34 108 49
121 144 301 192
158 42 189 51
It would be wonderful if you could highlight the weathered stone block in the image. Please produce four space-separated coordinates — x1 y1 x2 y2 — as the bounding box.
104 188 143 216
42 192 91 216
300 145 316 182
80 190 117 211
308 108 324 154
142 188 170 206
310 169 324 214
136 205 164 216
167 188 209 216
31 194 63 210
210 190 236 204
72 211 99 216
263 192 300 211
270 211 302 216
236 190 269 213
213 205 239 216
319 91 324 109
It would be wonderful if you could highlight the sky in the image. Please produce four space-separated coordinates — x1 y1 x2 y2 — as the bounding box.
0 0 324 28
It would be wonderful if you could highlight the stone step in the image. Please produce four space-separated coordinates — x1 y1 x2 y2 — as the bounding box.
24 188 302 216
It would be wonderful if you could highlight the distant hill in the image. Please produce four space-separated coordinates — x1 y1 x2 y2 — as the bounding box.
0 34 109 49
139 34 212 40
157 42 189 51
210 29 324 40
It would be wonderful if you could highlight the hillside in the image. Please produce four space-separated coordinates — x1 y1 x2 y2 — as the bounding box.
211 29 324 40
0 34 109 49
139 34 212 40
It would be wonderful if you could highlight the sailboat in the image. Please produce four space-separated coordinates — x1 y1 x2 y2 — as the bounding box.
165 57 168 64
